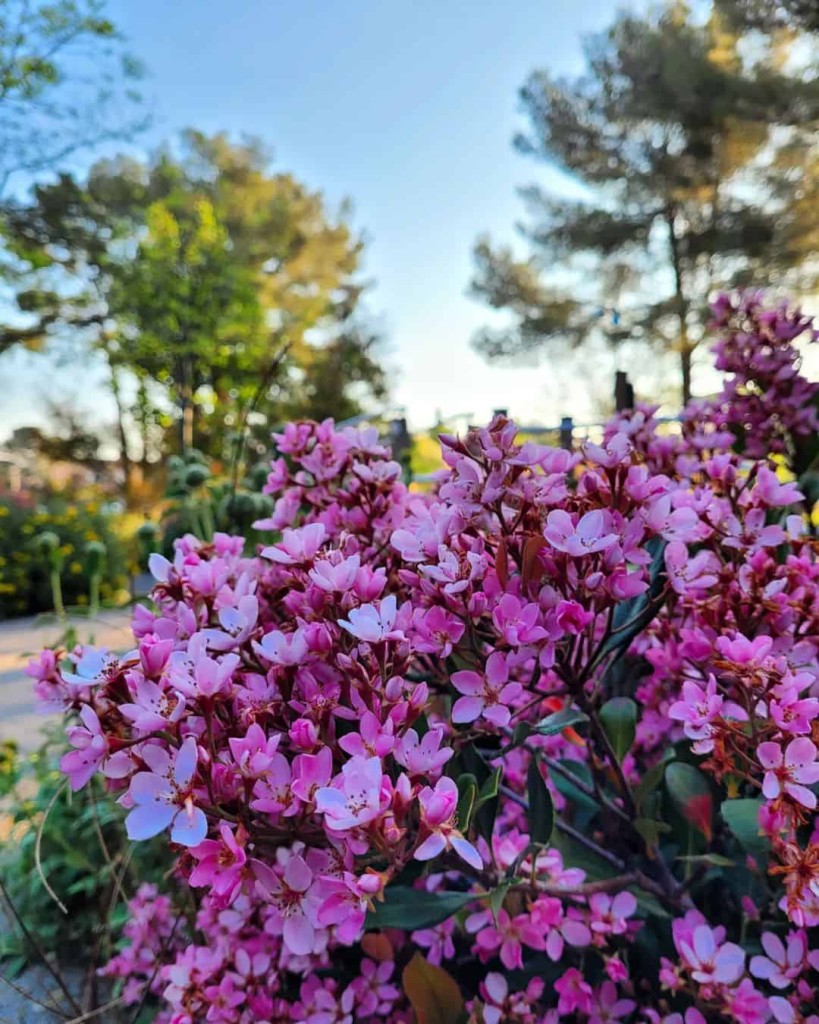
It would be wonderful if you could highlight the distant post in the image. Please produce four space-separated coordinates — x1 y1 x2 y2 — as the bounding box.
614 371 634 412
559 416 574 450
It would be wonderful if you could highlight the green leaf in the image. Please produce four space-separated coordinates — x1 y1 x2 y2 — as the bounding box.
365 887 475 931
550 829 618 882
721 798 770 863
665 762 714 842
599 697 637 762
633 817 671 849
476 767 502 808
460 745 499 843
600 538 667 662
550 759 599 826
676 853 735 868
531 707 589 738
456 774 478 833
526 758 555 845
488 881 511 925
634 759 669 811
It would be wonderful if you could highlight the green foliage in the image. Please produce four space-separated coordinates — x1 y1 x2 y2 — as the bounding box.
0 132 389 480
599 697 638 762
155 448 273 556
365 887 475 931
0 0 145 195
526 757 555 845
0 496 128 618
0 729 170 969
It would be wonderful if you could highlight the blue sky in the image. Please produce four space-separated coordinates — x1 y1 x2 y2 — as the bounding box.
2 0 637 438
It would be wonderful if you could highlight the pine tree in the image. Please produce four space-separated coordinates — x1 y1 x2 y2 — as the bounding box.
471 2 819 404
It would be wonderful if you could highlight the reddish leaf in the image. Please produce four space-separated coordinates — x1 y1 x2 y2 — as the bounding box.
521 535 546 591
495 538 509 589
402 952 464 1024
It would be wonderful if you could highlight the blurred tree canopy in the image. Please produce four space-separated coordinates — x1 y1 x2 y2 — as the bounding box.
716 0 819 31
0 0 145 195
0 132 388 496
471 1 819 404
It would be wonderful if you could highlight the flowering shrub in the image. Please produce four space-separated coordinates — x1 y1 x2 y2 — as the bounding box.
29 292 819 1023
0 495 128 618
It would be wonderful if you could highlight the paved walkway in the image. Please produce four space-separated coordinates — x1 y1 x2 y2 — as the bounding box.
0 608 134 752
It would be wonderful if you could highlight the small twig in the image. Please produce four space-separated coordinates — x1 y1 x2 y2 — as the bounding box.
128 909 184 1024
0 970 66 1018
499 783 626 871
35 780 70 916
0 875 82 1015
65 995 124 1023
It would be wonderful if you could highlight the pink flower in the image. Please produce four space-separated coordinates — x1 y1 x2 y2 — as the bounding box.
451 651 522 728
554 967 594 1015
61 706 111 790
588 891 637 937
120 678 186 734
315 756 384 831
338 711 395 759
758 737 819 809
415 776 482 870
228 722 281 778
750 930 819 989
61 647 117 689
588 981 636 1024
668 676 730 754
201 594 259 651
665 541 720 595
722 978 769 1024
167 643 239 700
544 509 618 557
189 823 247 898
255 627 308 667
555 599 594 634
308 552 361 593
261 523 326 565
253 854 323 956
410 605 465 658
394 727 453 778
491 594 549 645
338 595 402 643
125 737 207 847
677 924 745 985
645 495 701 542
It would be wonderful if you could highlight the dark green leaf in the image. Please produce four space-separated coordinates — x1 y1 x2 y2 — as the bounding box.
550 759 599 827
489 881 511 924
721 798 770 863
634 759 669 810
531 707 589 738
365 887 475 931
633 816 671 849
599 538 667 662
476 767 502 808
599 697 637 762
665 763 713 835
676 853 735 867
526 758 554 845
456 774 478 832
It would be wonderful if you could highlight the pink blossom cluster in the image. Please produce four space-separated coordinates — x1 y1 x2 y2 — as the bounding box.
29 293 819 1023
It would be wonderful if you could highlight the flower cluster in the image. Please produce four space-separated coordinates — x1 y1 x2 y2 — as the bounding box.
31 293 819 1024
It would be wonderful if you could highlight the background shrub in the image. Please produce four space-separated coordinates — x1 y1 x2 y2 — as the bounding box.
0 496 130 619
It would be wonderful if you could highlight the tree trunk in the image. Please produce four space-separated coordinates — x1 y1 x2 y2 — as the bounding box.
178 354 195 454
665 206 694 407
680 345 693 410
109 363 134 501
